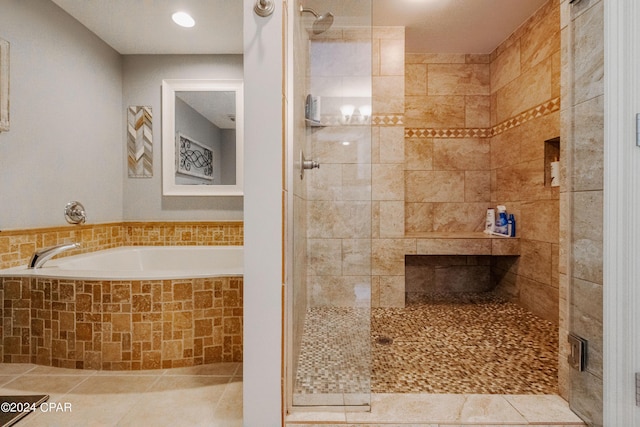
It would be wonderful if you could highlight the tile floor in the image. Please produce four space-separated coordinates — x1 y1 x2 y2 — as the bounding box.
0 362 242 427
286 393 586 426
289 292 584 426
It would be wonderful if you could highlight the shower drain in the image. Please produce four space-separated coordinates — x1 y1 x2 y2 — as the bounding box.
375 336 393 345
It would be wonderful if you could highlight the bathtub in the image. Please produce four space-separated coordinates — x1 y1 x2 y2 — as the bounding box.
0 245 243 280
0 245 244 370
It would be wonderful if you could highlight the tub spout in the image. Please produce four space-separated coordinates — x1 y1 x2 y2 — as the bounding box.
28 242 80 269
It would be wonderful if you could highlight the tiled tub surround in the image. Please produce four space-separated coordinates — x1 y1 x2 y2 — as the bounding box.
0 221 244 370
0 275 243 369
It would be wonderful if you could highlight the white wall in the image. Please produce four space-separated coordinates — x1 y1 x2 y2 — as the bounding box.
122 55 243 221
0 0 123 229
243 0 283 424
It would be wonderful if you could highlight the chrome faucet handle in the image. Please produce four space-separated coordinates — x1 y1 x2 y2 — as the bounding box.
64 201 86 224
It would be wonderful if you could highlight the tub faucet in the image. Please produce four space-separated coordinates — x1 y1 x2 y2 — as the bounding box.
28 242 80 269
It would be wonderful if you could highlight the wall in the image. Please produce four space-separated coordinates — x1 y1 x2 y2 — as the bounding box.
122 55 243 221
489 0 561 325
402 0 560 320
0 0 123 230
560 0 604 424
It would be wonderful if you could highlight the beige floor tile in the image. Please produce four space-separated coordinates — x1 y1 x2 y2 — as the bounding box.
346 393 466 423
0 363 36 375
459 395 527 423
0 375 90 395
505 394 586 423
117 376 232 426
164 362 241 377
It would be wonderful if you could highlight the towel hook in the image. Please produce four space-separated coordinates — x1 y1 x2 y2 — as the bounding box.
254 0 274 17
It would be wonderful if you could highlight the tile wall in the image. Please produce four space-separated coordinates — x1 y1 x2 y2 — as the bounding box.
0 275 243 369
488 0 561 325
559 0 604 423
404 0 561 316
0 221 244 370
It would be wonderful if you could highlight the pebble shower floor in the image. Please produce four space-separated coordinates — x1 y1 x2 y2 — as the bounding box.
294 292 558 395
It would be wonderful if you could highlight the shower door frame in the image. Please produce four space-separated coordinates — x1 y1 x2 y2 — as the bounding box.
285 0 374 412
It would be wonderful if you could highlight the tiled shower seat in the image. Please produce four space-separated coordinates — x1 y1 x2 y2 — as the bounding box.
406 231 520 256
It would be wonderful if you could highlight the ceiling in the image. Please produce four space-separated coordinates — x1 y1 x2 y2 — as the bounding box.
52 0 549 55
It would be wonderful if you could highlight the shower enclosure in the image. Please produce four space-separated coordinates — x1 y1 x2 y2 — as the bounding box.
287 0 373 409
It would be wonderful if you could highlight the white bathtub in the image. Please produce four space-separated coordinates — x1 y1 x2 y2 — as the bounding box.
0 246 243 280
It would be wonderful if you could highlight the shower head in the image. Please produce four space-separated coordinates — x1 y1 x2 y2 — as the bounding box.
299 4 334 35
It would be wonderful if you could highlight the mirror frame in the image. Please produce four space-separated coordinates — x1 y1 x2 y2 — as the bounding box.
161 79 244 196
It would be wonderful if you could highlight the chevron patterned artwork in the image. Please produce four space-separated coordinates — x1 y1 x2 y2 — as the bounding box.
127 106 153 177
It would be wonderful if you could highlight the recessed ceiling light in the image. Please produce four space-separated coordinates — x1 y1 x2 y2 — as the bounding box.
172 11 195 28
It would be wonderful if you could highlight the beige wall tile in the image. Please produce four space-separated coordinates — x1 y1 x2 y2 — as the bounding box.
520 4 561 71
379 126 405 164
405 64 427 95
465 95 491 128
372 239 416 276
379 275 406 307
432 203 489 232
373 76 405 114
405 202 434 234
495 58 552 123
342 163 372 201
307 201 372 239
405 95 465 128
427 64 490 96
406 53 466 64
380 39 405 76
379 201 405 237
571 190 603 285
520 199 560 244
372 164 405 201
416 238 492 255
465 171 491 202
491 41 521 94
405 137 433 171
518 239 553 285
308 239 342 276
572 95 604 191
432 138 490 171
573 1 604 105
405 171 465 203
342 239 372 276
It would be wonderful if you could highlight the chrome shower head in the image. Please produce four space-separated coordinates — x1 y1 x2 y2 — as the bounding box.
299 4 334 35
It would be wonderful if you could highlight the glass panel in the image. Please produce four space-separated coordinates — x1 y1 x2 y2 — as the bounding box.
291 0 372 408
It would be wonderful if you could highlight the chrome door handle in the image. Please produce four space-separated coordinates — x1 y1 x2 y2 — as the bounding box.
300 151 320 180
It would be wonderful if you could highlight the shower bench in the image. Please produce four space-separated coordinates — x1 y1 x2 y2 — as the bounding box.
405 231 520 256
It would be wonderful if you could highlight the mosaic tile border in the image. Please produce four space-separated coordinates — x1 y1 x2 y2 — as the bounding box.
0 221 243 270
405 97 560 139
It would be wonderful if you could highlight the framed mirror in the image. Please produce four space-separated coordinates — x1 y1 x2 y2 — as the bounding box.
162 79 243 196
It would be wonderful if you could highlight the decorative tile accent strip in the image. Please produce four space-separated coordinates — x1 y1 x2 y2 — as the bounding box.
0 221 243 270
405 97 561 139
315 114 405 127
127 106 153 178
1 276 243 369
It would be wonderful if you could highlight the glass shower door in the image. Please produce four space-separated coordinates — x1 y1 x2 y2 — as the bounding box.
290 0 373 408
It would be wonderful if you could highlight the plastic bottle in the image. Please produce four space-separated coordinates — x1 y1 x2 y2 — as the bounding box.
495 205 508 235
507 214 516 237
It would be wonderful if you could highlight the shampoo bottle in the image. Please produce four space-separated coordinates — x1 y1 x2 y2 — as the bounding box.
485 208 495 234
495 205 508 235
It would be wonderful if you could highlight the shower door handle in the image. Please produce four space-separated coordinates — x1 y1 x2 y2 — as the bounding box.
302 159 320 170
300 151 320 180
